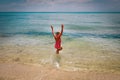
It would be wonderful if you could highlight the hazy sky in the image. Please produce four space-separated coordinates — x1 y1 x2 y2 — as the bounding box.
0 0 120 12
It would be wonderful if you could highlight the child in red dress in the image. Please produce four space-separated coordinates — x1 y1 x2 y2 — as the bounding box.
51 24 64 54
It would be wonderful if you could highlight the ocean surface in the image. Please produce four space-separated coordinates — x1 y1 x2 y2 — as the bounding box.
0 12 120 38
0 12 120 71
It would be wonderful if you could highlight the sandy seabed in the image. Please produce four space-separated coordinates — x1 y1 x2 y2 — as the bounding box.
0 63 120 80
0 40 120 80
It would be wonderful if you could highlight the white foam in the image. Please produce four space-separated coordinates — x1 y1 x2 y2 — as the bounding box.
0 35 49 46
55 62 60 68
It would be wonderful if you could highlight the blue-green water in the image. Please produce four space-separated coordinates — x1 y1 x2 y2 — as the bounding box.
0 12 120 38
0 12 120 71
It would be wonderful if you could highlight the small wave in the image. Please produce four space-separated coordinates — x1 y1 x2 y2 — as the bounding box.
0 31 120 39
0 31 51 37
64 33 120 39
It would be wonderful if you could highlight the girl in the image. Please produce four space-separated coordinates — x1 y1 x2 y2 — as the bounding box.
51 24 64 54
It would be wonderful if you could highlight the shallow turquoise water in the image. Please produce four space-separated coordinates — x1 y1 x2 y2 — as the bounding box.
0 12 120 37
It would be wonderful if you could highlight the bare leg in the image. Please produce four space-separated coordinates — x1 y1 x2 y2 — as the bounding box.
56 47 63 54
59 47 63 51
56 49 59 54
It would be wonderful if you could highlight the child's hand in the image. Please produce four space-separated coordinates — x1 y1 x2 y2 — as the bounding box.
61 24 64 28
51 25 53 30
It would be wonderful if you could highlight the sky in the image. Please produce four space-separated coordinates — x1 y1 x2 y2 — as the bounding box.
0 0 120 12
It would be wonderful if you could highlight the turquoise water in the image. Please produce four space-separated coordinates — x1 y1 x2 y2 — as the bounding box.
0 12 120 71
0 12 120 38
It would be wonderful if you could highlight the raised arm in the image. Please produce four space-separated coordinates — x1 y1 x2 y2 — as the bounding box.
60 24 64 36
51 25 55 38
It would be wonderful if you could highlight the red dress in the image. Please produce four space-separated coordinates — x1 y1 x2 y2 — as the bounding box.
55 37 61 49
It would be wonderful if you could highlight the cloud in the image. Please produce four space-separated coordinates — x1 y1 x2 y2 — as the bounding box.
0 0 119 12
87 0 120 12
0 0 26 4
26 0 91 3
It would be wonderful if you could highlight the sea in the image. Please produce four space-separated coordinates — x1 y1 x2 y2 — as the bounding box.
0 12 120 71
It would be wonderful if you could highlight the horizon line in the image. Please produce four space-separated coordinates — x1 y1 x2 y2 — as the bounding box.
0 11 120 13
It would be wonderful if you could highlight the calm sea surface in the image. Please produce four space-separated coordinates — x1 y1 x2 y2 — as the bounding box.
0 12 120 38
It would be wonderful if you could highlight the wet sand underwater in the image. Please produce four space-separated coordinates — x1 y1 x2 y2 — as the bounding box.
0 36 120 80
0 63 120 80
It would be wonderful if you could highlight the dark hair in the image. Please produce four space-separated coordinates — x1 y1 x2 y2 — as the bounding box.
55 32 60 35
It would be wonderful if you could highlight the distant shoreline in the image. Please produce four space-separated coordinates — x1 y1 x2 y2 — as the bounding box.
0 12 120 14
